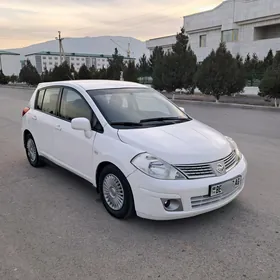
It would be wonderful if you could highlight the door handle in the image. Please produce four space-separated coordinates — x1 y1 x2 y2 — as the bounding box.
55 125 62 131
32 115 37 120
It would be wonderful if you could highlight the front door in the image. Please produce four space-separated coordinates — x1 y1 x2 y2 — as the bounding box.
53 87 96 182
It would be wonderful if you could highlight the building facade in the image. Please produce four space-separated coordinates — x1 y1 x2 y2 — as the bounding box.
25 51 135 74
0 50 20 76
146 0 280 62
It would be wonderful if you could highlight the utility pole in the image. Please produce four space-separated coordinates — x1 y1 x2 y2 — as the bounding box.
55 31 66 65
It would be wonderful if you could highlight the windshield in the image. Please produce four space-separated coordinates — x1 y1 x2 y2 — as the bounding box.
87 87 191 128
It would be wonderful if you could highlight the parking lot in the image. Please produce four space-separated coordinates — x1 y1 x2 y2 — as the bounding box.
0 86 279 280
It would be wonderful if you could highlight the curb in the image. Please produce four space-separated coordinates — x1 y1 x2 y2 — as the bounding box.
170 98 279 112
0 85 35 90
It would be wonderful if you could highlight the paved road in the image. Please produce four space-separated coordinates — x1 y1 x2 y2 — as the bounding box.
0 87 279 280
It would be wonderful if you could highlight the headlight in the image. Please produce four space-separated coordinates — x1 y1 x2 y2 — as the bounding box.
225 136 242 159
131 153 186 180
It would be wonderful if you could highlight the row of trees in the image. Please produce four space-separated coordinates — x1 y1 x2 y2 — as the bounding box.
148 28 279 106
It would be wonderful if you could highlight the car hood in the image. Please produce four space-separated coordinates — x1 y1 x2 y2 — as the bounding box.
117 120 232 164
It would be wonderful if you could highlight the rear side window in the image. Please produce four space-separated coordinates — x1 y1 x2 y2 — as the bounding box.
35 89 45 110
59 88 92 121
41 87 60 115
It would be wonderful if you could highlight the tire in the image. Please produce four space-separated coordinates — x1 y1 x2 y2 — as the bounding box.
99 164 135 219
25 134 45 168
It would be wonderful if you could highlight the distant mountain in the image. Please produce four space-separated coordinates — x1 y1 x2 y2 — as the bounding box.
7 36 149 59
3 36 150 75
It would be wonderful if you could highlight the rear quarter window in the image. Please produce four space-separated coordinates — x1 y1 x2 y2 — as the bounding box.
41 87 60 115
35 89 45 110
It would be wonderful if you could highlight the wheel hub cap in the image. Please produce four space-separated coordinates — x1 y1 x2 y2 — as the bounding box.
27 139 37 162
103 174 124 211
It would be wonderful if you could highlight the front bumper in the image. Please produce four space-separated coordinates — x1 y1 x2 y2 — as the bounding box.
127 156 247 220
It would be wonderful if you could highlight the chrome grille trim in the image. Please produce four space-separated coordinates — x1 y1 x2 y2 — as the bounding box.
191 186 242 208
175 150 239 179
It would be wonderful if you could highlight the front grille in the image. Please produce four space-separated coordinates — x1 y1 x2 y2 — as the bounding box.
191 185 242 208
175 150 239 179
224 150 238 171
175 164 215 179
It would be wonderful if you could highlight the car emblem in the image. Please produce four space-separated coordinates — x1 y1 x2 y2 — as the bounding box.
216 162 226 174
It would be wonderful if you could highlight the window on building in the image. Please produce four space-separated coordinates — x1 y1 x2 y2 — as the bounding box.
199 35 207 47
49 57 52 59
76 58 80 61
71 57 74 61
49 62 53 65
222 29 239 43
76 63 80 66
254 24 280 40
54 57 58 60
81 58 85 61
43 57 46 59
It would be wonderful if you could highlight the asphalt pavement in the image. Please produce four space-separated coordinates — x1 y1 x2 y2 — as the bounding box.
0 87 279 280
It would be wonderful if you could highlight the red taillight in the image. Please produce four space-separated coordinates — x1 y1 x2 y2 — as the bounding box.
22 107 30 117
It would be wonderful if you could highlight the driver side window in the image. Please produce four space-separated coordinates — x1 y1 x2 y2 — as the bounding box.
59 88 92 122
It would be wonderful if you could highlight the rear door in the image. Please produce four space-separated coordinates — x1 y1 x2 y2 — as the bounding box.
30 87 61 158
52 87 97 181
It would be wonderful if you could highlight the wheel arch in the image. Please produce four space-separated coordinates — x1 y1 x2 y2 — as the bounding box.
23 129 32 148
95 161 117 192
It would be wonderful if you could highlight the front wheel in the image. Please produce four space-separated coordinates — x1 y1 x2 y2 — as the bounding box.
99 165 135 219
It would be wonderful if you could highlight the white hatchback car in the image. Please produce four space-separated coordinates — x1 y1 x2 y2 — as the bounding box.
22 80 247 220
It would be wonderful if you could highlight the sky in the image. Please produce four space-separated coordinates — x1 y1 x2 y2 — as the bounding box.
0 0 223 49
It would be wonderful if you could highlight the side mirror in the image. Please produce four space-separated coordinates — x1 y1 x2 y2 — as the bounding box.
71 117 93 138
179 107 185 112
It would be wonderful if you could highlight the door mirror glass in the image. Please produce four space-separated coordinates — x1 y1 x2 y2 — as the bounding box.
71 117 91 131
179 107 185 112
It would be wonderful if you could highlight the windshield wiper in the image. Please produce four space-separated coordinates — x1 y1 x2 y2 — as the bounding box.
140 117 189 123
110 121 143 127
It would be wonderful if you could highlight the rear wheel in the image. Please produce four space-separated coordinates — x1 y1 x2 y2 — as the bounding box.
25 134 45 167
99 164 135 219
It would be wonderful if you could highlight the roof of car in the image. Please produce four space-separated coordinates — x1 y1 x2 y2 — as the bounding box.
37 80 148 91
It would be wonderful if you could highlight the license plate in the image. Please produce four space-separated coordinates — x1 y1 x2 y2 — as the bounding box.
209 176 242 197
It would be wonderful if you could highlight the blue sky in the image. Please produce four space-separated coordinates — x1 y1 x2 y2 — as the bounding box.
0 0 222 48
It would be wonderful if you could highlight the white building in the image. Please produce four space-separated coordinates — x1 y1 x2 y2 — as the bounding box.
146 0 280 62
25 51 135 74
0 50 21 76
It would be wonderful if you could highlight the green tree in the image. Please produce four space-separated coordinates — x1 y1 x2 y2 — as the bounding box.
196 42 244 101
89 66 97 79
138 54 150 80
124 60 138 82
70 64 79 80
96 67 108 79
107 48 124 80
78 64 92 79
226 53 246 96
182 45 197 94
51 61 72 81
259 52 280 107
19 60 41 86
41 67 52 82
244 53 262 85
264 49 274 69
149 46 164 75
160 27 197 92
9 74 18 83
0 70 9 85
